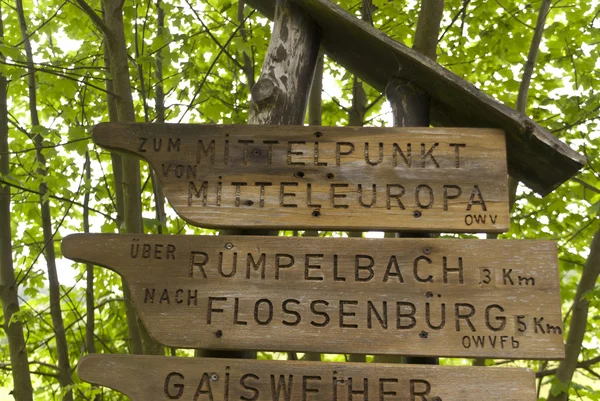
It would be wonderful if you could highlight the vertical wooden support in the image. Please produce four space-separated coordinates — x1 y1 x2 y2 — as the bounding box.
213 0 320 360
249 0 319 124
380 80 437 366
382 0 443 366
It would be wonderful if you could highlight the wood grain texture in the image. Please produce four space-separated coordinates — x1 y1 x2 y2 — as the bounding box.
248 0 319 124
78 354 536 401
92 123 509 233
62 234 564 359
244 0 585 196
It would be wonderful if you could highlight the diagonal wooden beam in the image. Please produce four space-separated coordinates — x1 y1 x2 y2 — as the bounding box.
246 0 585 196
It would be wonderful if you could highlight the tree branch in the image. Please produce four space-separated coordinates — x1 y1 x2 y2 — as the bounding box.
571 177 600 194
0 178 114 220
72 0 111 39
0 364 59 378
14 1 68 47
178 9 255 123
183 0 244 70
547 229 600 401
516 0 551 112
537 356 600 378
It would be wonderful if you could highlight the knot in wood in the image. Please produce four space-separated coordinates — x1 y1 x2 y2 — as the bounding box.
251 78 277 104
273 44 288 61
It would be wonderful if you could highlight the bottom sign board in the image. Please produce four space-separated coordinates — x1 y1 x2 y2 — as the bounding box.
78 354 536 401
61 234 564 359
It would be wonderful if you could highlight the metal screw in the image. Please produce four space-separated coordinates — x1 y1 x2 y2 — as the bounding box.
252 149 261 156
225 243 233 250
419 331 428 339
413 210 422 218
215 330 223 338
210 373 219 382
423 247 431 254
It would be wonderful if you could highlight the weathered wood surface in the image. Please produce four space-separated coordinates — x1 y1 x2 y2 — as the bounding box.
78 354 536 401
248 0 319 124
245 0 585 196
62 234 564 359
92 123 509 233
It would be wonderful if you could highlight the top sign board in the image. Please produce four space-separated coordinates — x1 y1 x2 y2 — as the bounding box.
93 123 509 232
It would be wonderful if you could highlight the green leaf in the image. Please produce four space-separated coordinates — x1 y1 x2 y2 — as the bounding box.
137 54 154 66
0 43 22 60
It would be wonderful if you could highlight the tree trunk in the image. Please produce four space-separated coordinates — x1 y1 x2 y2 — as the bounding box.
480 0 552 367
102 0 164 356
238 1 255 90
83 152 100 401
102 38 125 226
509 0 551 215
506 0 551 232
412 0 444 60
547 228 600 401
348 76 367 127
153 0 167 234
307 53 323 127
16 1 74 398
84 152 95 354
347 0 371 128
99 16 145 356
375 0 444 366
0 3 34 399
155 0 166 125
509 0 552 201
516 0 552 113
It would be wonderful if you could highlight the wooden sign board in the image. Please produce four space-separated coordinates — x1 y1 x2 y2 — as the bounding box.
92 123 509 232
78 354 536 401
62 234 564 359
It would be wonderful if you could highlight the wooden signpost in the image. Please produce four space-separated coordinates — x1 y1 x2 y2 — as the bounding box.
92 123 509 232
62 118 568 399
78 354 537 401
63 0 582 389
63 113 570 399
62 234 564 359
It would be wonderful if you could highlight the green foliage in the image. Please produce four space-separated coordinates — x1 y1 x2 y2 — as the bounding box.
0 0 598 400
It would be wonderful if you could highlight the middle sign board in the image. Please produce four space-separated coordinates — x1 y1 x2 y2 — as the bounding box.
62 234 563 359
92 123 509 232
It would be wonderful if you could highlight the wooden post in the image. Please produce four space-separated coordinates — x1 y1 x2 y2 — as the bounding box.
248 0 319 125
212 0 320 360
382 0 444 366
